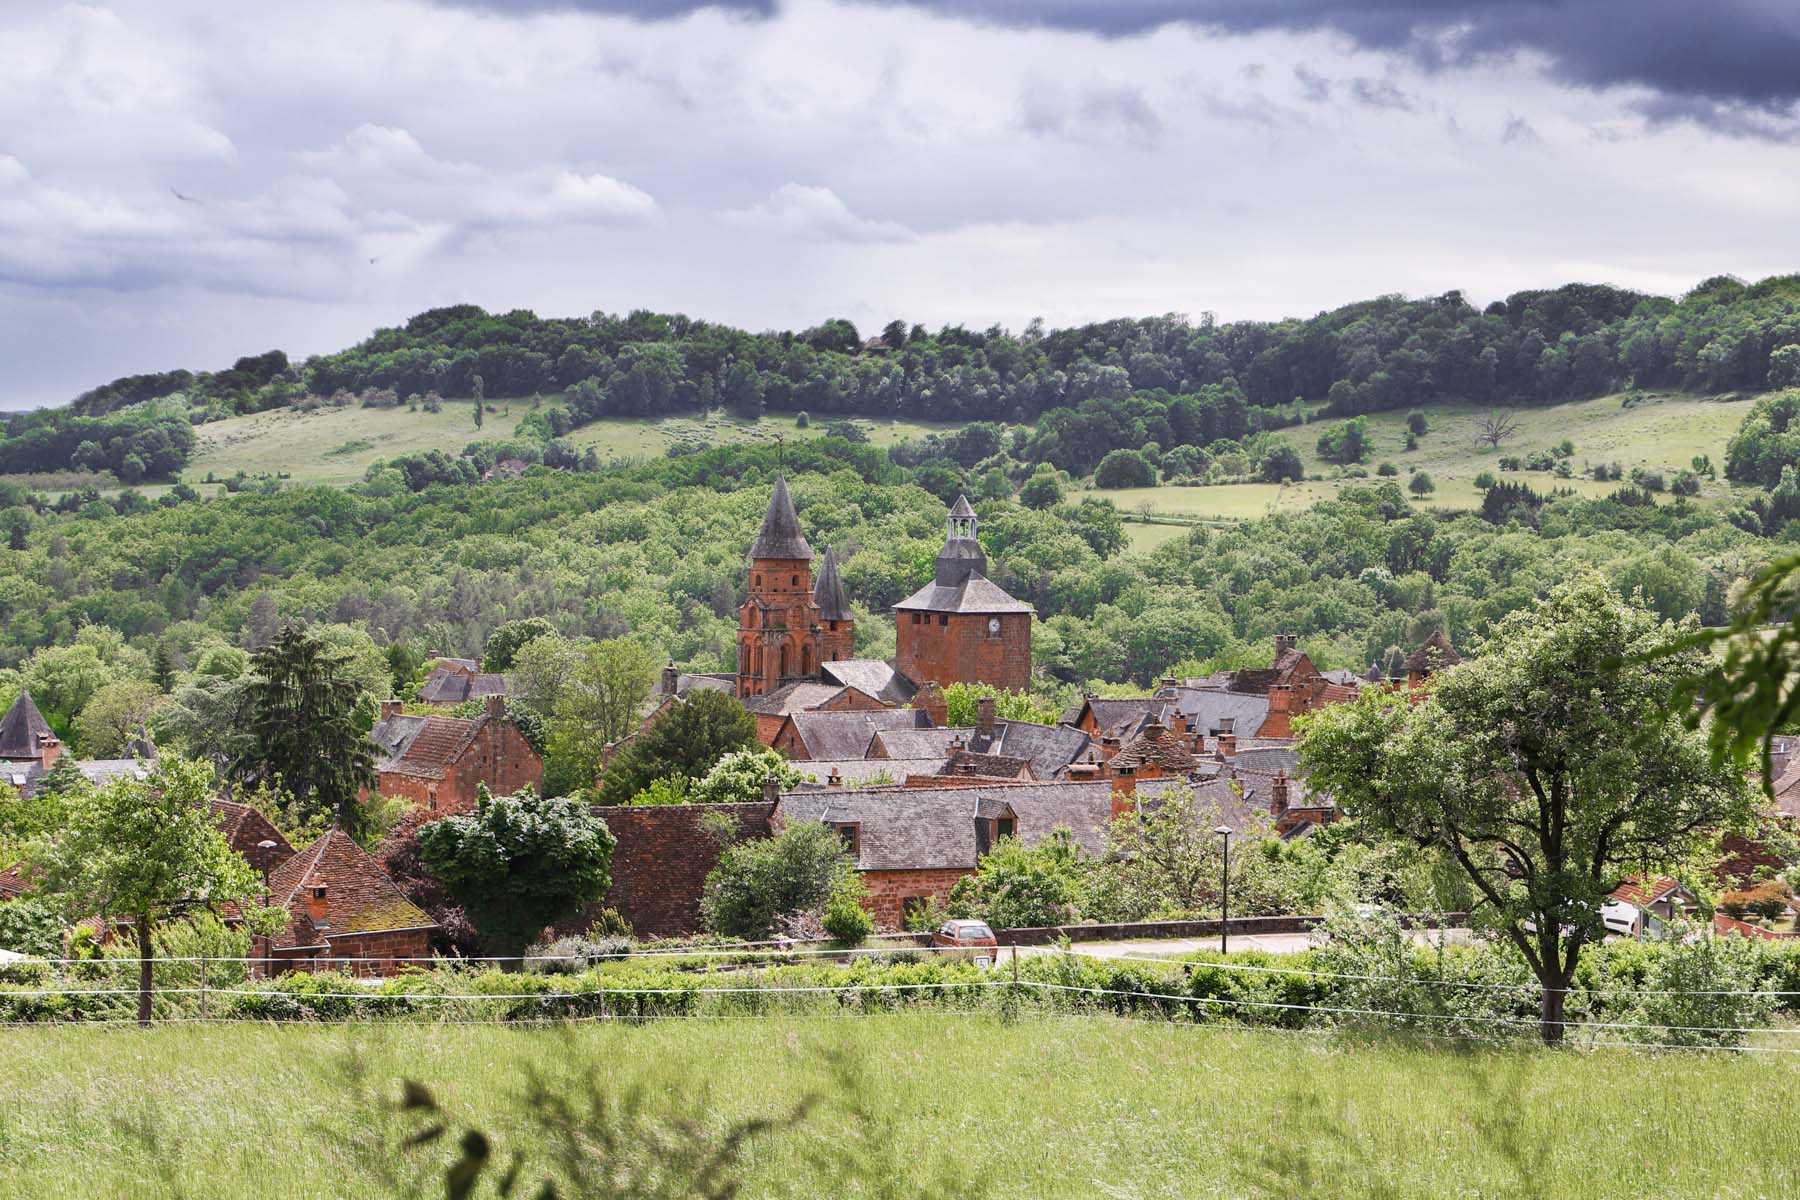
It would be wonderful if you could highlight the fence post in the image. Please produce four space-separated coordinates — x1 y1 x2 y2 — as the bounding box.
199 953 209 1021
1011 945 1020 1010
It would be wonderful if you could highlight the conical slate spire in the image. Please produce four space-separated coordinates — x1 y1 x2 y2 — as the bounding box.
0 690 52 760
748 475 813 561
934 494 987 587
947 494 976 520
813 547 852 621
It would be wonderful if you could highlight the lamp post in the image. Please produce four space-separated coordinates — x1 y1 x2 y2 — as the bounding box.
1215 824 1233 954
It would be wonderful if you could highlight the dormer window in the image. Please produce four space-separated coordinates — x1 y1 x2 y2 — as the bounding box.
832 822 861 856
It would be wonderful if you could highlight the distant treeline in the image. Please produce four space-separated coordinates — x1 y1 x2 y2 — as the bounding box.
10 273 1800 481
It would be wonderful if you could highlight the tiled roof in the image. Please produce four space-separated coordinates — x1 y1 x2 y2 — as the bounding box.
893 572 1033 615
209 800 296 873
821 660 917 707
1164 688 1271 736
1071 697 1174 741
369 713 485 779
964 721 1091 780
869 727 963 760
1610 876 1684 908
1404 629 1462 673
1108 723 1199 773
812 547 852 622
743 681 853 717
786 709 931 760
0 691 52 760
0 862 28 898
266 830 434 948
419 661 510 705
749 476 813 561
938 751 1034 779
777 780 1119 870
1713 913 1787 941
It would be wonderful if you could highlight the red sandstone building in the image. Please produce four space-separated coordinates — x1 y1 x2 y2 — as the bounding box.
735 479 1033 703
368 695 542 817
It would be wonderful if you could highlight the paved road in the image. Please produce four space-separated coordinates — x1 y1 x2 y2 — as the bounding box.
1011 929 1471 961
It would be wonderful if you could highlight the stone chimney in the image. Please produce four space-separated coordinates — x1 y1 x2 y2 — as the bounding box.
484 694 507 720
1217 732 1237 758
761 773 782 805
660 662 679 697
304 880 329 927
914 681 947 727
1160 677 1178 692
976 695 996 739
1110 784 1137 818
826 767 842 786
1271 770 1290 815
1274 633 1297 657
380 699 403 720
1268 684 1292 715
37 733 62 770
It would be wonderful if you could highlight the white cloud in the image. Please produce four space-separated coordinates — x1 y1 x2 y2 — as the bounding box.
724 183 911 243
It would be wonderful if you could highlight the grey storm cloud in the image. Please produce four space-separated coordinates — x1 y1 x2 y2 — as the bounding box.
438 0 1800 134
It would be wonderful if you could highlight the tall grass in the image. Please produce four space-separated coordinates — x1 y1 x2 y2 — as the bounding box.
1 1014 1793 1198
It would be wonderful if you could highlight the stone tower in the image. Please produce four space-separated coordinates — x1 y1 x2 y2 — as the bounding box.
736 477 848 697
893 495 1032 693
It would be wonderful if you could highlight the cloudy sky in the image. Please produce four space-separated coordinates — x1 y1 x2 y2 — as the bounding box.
3 0 1799 408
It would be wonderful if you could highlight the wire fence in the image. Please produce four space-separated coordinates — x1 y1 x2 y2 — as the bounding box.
2 945 1794 1051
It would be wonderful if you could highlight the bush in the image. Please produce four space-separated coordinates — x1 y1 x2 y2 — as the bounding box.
1092 449 1157 489
1408 471 1435 495
822 877 874 944
702 821 849 940
1473 470 1498 490
1376 461 1398 477
1258 441 1304 483
1018 469 1064 509
1406 410 1429 436
526 935 632 974
794 411 810 428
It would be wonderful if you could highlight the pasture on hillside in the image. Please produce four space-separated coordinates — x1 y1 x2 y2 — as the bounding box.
1096 391 1758 527
2 1013 1793 1198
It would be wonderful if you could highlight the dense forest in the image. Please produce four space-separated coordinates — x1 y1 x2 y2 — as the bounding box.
6 273 1800 480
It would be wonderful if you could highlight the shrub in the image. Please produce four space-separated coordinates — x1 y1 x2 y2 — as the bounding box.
1408 471 1435 495
1406 410 1429 436
702 820 849 940
1473 470 1498 490
1376 461 1398 477
1092 449 1157 489
526 935 632 974
822 877 874 945
794 411 810 428
1258 441 1304 483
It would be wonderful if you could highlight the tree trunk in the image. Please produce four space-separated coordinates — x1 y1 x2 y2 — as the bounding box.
136 914 155 1028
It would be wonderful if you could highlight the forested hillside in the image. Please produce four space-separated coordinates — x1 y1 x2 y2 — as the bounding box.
6 274 1800 482
0 436 1771 741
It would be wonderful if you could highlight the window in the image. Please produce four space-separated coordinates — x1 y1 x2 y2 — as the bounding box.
312 886 327 899
903 895 933 923
755 575 761 586
828 620 837 631
939 614 949 627
791 574 798 586
996 817 1014 839
911 613 921 625
832 822 861 856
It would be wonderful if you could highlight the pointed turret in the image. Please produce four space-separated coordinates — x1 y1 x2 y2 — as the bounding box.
748 476 813 562
0 690 52 762
934 494 988 586
813 546 851 622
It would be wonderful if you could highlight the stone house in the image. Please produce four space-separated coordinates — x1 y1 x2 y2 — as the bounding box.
746 681 891 746
368 696 543 818
769 708 935 761
419 658 511 706
259 830 437 976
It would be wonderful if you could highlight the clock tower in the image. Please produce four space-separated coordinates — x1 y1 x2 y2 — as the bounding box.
893 495 1033 692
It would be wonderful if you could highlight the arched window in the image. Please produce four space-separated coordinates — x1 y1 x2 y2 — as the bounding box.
802 645 812 674
779 644 789 677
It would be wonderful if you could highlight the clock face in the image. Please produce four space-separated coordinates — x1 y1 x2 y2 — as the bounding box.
988 618 1001 634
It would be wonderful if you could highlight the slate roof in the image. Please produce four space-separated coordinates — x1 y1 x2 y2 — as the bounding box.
0 691 52 760
743 681 857 717
813 547 852 622
776 780 1119 870
1232 745 1302 777
1404 629 1462 673
793 758 946 787
1108 723 1199 774
939 751 1034 779
419 661 510 705
1135 777 1273 836
4 756 152 798
947 494 976 519
965 720 1092 780
1162 688 1272 737
749 476 813 561
369 713 486 780
821 659 917 707
894 572 1032 615
785 709 933 760
1068 697 1175 742
267 830 435 949
869 727 963 760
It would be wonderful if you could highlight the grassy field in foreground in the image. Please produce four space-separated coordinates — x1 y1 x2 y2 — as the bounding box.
1098 390 1759 526
1 1014 1793 1199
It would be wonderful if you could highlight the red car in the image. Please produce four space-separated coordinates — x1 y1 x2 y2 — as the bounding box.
930 919 999 966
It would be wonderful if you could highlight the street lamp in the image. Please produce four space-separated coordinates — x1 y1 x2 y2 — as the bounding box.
1215 825 1233 954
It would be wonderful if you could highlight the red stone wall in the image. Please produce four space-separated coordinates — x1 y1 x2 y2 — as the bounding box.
896 611 1030 693
563 802 776 937
264 928 433 978
860 867 975 930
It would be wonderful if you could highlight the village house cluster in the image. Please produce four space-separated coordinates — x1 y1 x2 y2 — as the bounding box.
3 482 1787 970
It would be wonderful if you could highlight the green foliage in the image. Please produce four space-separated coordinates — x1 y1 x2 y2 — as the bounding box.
0 898 65 958
480 617 555 672
687 747 806 806
1316 417 1372 465
544 638 657 795
1406 410 1429 436
1407 471 1435 495
1725 389 1800 485
72 678 161 757
235 626 378 838
418 784 617 957
941 682 1061 727
701 819 849 939
1300 574 1754 1041
1092 449 1156 489
949 830 1086 929
598 690 757 806
1258 440 1304 483
1017 468 1064 509
822 874 874 944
